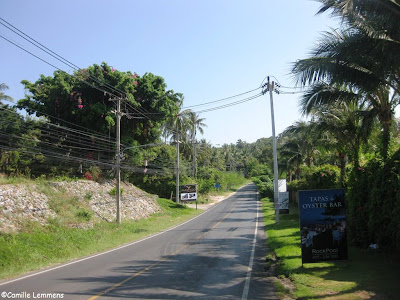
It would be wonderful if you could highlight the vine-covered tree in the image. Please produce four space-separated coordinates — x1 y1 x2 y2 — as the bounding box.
17 63 181 146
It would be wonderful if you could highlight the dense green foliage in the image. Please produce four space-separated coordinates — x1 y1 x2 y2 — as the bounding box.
262 199 400 299
17 63 181 145
252 175 273 198
283 0 400 252
347 148 400 250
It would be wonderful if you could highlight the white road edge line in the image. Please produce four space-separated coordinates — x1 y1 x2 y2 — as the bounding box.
241 191 259 300
0 196 228 287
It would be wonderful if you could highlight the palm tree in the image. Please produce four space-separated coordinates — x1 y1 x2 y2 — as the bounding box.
310 100 374 182
292 26 399 159
0 83 13 103
283 121 321 168
279 137 303 181
188 112 207 177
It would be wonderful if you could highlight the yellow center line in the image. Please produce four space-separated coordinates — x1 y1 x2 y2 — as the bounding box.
87 203 239 300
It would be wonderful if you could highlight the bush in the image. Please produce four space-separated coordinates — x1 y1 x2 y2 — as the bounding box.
287 165 341 193
252 175 273 198
108 187 124 196
347 148 400 251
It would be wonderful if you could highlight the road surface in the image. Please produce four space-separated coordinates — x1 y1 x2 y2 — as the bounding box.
0 184 276 299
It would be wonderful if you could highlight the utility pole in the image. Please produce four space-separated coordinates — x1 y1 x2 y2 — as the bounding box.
193 141 197 178
266 76 280 224
115 97 122 224
176 131 180 204
192 129 197 178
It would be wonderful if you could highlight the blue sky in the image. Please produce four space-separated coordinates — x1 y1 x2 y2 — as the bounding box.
1 0 340 145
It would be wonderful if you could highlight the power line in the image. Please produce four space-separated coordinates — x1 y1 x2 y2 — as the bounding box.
0 17 161 123
192 92 263 114
0 18 129 98
182 87 261 109
0 107 119 148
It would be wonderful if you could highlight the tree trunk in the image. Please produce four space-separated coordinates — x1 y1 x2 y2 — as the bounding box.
338 152 347 185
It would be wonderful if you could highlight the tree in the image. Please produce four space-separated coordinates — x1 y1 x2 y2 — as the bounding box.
0 83 13 103
282 121 321 168
188 112 207 177
17 63 181 146
0 105 44 176
292 27 399 159
310 100 373 182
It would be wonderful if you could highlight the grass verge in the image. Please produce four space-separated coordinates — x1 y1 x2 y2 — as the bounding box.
262 198 400 299
0 198 202 280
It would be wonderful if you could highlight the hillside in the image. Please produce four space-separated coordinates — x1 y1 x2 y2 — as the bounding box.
0 180 161 233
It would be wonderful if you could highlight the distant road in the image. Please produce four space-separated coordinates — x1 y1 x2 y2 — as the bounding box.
0 184 276 299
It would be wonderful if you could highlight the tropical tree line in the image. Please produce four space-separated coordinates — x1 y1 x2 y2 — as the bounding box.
279 0 400 251
1 65 272 198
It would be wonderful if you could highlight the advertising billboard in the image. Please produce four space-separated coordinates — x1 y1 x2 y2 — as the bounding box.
299 189 348 263
180 184 197 201
279 192 289 214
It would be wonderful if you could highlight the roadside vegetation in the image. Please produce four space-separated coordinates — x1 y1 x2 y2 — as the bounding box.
1 0 400 295
0 196 201 280
261 199 400 299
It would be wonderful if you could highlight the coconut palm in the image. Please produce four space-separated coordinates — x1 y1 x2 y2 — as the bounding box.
292 25 399 159
283 121 321 168
310 100 374 182
187 112 207 177
0 83 13 103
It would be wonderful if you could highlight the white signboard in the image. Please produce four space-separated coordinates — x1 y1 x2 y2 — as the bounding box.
181 192 197 201
278 179 287 193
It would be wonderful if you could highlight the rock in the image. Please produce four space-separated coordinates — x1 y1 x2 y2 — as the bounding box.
0 180 161 232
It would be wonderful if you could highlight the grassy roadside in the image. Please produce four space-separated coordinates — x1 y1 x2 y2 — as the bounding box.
261 198 400 299
0 198 202 280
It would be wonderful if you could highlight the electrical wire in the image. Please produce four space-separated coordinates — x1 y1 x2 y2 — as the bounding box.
0 107 119 149
182 87 261 109
192 92 263 114
0 19 155 129
0 18 127 98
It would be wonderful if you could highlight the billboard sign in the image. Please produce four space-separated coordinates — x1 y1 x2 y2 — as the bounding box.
279 192 289 214
180 184 197 201
299 189 348 264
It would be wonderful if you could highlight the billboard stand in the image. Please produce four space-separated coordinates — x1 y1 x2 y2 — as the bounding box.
180 184 198 209
298 189 348 264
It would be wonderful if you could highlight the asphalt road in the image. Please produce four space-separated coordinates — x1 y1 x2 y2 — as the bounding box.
0 184 277 299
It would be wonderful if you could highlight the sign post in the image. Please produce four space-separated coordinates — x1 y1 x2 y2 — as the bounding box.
180 184 197 208
298 189 348 264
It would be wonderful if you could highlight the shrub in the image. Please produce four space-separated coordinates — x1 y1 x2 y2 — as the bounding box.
346 148 400 251
109 187 123 196
75 208 93 221
252 175 273 198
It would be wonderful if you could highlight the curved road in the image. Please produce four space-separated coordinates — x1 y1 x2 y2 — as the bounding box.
0 184 276 299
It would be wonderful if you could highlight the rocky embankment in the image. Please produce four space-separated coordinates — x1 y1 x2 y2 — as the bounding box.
0 180 161 233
